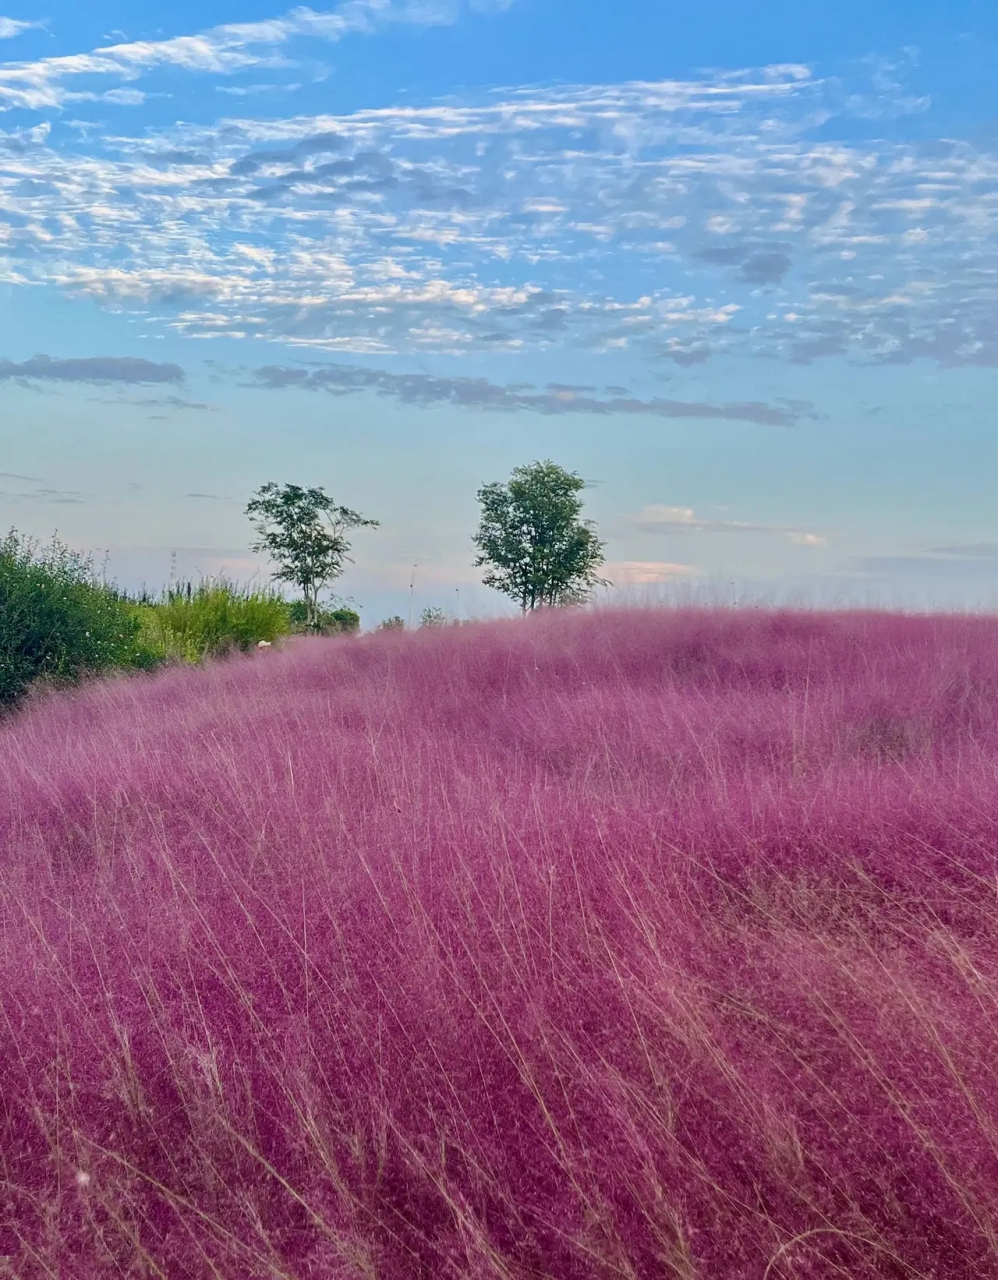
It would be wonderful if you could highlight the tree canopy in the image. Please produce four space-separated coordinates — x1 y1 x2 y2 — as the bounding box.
245 483 378 630
473 460 606 612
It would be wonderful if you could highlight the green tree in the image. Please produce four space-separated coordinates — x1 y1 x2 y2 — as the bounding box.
473 460 606 612
419 606 447 629
246 483 378 631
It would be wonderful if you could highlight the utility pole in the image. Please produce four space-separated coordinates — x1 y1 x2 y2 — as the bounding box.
408 564 417 629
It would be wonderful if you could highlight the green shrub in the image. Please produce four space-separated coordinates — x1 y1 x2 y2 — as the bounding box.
285 600 361 635
378 616 406 631
0 531 149 708
329 607 361 634
137 578 291 663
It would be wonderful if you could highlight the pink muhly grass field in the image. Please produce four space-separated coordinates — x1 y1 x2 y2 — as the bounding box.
3 607 998 1277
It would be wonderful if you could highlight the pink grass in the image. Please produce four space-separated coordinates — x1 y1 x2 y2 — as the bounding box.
3 607 998 1276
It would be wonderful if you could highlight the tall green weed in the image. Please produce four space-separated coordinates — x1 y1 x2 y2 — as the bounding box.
136 578 291 663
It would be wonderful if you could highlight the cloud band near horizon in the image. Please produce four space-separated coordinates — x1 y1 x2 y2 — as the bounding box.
253 362 810 425
0 355 184 384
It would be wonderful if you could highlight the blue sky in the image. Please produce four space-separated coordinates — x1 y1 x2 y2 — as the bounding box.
0 0 996 621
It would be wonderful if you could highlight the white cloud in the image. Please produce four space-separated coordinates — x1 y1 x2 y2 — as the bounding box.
629 504 771 533
634 505 701 527
606 561 699 584
628 504 828 545
0 17 39 40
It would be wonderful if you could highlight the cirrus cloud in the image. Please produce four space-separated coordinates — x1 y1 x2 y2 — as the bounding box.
0 2 490 112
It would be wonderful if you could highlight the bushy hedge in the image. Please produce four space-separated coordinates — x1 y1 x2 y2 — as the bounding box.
284 600 361 634
0 532 152 709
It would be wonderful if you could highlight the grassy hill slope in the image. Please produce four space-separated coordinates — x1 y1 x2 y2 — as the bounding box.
2 608 998 1277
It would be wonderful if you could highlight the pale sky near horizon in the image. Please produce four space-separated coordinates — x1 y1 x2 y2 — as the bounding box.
0 0 996 623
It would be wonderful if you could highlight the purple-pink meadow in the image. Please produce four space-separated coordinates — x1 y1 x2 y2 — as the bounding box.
2 606 998 1277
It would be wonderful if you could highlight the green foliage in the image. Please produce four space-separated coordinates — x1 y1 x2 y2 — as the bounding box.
419 606 447 628
328 607 361 634
0 531 147 708
135 578 291 663
473 460 607 612
378 616 406 631
285 600 361 635
246 482 378 630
